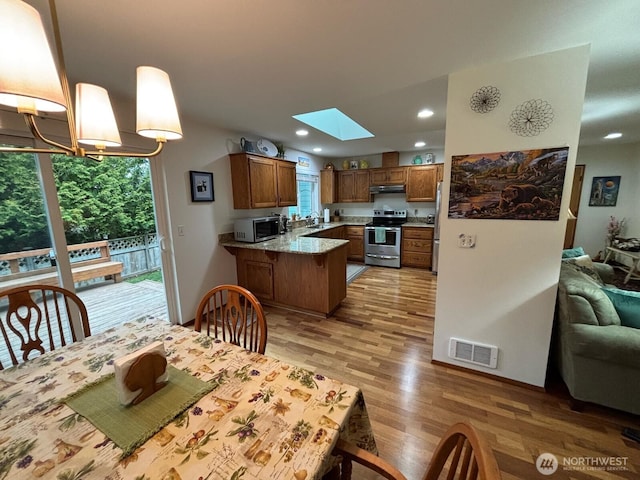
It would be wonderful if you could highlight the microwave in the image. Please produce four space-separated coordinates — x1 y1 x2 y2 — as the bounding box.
234 216 280 243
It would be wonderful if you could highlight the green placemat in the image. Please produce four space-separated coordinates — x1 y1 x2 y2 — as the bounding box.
64 365 215 457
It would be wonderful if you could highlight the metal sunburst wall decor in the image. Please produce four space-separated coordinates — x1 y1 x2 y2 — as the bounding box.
469 86 501 113
509 99 554 136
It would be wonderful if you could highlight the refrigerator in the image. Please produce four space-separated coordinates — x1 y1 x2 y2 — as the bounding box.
432 182 442 274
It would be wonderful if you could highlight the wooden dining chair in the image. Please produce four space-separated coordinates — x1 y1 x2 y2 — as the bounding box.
332 422 502 480
194 284 268 354
0 284 91 370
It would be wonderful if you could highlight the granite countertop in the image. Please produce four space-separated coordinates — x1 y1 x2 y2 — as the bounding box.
219 223 351 255
403 222 435 228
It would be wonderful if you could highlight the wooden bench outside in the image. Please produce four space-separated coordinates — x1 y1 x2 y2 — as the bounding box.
0 241 123 291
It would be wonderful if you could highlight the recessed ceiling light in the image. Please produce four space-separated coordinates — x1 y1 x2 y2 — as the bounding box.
417 109 434 118
293 108 374 141
296 129 309 136
604 132 622 139
414 141 426 148
313 147 322 152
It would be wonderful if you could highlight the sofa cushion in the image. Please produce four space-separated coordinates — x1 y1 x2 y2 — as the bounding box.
559 262 621 326
562 255 604 285
570 323 640 369
602 288 640 329
562 246 586 259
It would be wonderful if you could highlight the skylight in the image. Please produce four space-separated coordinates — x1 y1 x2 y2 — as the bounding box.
292 108 374 141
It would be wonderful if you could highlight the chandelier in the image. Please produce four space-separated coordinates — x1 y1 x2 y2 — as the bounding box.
0 0 183 160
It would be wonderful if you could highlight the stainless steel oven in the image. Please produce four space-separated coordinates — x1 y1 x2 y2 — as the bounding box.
364 209 406 268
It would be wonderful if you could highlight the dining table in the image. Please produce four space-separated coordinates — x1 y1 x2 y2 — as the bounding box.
0 318 377 480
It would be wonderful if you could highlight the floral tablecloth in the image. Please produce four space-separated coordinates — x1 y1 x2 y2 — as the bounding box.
0 319 376 480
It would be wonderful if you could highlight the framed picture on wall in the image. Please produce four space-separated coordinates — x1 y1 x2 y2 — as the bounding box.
189 170 214 202
588 176 620 207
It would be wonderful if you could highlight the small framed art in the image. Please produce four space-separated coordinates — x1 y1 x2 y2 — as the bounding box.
589 175 620 207
189 170 214 202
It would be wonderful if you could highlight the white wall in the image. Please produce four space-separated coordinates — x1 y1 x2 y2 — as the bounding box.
574 142 640 258
433 45 590 387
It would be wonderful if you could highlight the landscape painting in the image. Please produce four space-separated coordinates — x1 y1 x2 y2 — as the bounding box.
448 146 569 220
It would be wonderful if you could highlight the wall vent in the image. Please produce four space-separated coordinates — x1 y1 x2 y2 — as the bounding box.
448 337 498 369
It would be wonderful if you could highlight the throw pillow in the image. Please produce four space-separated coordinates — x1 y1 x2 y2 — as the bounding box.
602 288 640 328
563 254 604 285
562 246 585 259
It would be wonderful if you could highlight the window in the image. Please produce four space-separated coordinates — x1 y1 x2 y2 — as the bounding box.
289 173 319 219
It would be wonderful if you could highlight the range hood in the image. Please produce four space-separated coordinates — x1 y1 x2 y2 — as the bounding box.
369 184 406 194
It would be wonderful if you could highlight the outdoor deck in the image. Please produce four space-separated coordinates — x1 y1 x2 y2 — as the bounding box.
77 280 169 334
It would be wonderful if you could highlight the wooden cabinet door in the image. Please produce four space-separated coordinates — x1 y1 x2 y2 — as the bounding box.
338 171 355 202
346 226 364 261
401 227 433 268
385 167 406 184
276 160 297 206
245 260 274 300
369 167 406 185
353 170 371 202
248 156 277 208
406 165 437 202
320 169 337 204
436 163 444 182
369 169 388 185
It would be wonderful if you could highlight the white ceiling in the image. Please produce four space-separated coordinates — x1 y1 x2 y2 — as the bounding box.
28 0 640 158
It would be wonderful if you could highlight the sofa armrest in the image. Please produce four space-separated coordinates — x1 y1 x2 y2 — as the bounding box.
593 262 615 284
568 323 640 369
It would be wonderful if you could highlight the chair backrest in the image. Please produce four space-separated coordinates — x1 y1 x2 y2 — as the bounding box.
0 284 91 370
423 422 502 480
331 422 501 480
194 284 267 354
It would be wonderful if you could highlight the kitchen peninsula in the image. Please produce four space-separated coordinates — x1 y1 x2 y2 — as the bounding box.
220 225 349 317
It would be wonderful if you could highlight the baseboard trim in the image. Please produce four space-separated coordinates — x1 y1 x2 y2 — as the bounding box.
430 359 546 392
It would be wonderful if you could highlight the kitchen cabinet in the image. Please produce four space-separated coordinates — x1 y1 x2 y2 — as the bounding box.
369 167 406 185
382 151 399 167
229 152 297 209
232 244 348 317
244 260 274 300
406 165 438 202
401 227 433 269
345 226 364 261
338 170 370 203
436 163 444 183
320 169 337 204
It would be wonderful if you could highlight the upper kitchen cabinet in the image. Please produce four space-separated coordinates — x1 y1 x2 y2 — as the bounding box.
369 167 406 185
230 153 297 209
320 169 337 204
338 170 370 203
406 165 438 202
436 163 444 183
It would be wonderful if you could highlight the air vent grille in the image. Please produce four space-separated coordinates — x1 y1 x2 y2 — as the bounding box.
448 338 498 369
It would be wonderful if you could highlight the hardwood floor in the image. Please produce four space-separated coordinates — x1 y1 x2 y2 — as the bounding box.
262 266 639 480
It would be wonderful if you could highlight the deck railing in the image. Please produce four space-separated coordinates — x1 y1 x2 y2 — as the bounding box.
0 233 161 282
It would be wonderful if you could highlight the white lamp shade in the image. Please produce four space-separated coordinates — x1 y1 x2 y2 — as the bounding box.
136 66 183 141
75 83 122 147
0 0 66 113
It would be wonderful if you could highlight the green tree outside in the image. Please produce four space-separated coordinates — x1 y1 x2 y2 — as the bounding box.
0 151 155 253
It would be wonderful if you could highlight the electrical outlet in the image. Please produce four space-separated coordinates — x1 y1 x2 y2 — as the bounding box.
458 233 476 248
340 209 344 214
414 209 418 216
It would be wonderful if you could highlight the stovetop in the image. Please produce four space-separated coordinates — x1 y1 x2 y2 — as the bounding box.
367 209 407 227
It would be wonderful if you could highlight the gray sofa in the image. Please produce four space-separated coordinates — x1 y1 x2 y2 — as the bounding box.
555 259 640 414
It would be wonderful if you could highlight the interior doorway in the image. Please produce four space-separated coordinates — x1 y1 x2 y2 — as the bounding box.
564 164 585 249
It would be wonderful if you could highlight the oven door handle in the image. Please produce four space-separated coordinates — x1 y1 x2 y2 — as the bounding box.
366 253 399 260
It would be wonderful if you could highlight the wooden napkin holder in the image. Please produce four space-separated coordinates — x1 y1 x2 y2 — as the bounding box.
114 341 169 406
